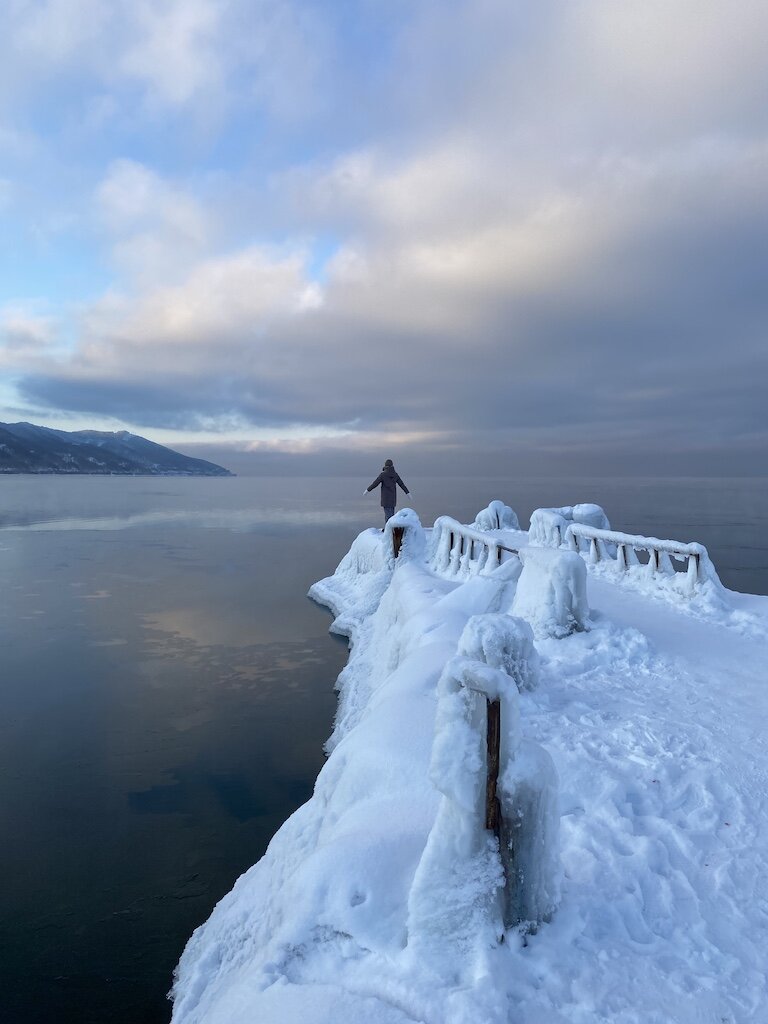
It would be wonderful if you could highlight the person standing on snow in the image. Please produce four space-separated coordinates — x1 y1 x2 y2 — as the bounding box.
364 459 410 525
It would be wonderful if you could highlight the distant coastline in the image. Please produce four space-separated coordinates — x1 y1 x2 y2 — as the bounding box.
0 422 233 477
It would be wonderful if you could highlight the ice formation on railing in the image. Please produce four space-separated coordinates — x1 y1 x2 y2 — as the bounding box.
384 507 426 566
472 499 520 532
430 516 520 579
461 613 540 693
528 503 610 548
407 615 559 962
511 547 590 639
565 524 724 595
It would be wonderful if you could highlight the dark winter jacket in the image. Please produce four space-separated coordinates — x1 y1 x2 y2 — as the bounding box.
367 466 409 508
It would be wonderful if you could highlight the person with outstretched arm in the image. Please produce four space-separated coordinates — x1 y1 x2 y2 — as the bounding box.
364 459 410 525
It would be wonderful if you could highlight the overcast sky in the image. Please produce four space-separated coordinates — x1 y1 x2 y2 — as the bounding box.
1 1 767 474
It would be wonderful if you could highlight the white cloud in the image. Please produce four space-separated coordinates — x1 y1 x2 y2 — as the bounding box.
9 0 109 68
1 0 328 123
67 245 319 382
118 0 223 107
96 159 210 285
0 306 59 371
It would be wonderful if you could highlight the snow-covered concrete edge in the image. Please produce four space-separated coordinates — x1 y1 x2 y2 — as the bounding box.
170 502 768 1024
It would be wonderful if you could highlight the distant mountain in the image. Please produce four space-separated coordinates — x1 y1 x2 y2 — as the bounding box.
0 422 233 476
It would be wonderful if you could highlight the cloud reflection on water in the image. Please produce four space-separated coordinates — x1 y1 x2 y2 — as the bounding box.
0 507 364 532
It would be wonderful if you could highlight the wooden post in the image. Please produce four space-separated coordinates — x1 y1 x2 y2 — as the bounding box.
485 698 501 839
392 526 405 559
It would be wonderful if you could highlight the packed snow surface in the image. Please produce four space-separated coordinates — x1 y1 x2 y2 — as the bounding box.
172 504 768 1024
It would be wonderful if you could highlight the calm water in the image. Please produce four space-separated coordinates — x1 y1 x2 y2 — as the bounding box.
1 475 766 1024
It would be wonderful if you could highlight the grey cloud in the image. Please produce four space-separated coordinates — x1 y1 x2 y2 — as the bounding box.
19 165 768 464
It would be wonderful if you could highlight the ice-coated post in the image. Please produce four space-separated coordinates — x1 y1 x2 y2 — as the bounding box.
449 531 461 574
485 698 501 839
686 552 699 592
392 525 405 559
657 550 675 575
385 509 426 568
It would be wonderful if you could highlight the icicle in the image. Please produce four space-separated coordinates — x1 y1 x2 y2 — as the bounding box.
686 552 699 593
657 550 675 576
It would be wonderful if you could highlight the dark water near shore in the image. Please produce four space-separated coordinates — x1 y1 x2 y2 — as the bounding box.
1 475 766 1024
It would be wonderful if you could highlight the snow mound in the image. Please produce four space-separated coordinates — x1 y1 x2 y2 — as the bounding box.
511 547 589 639
458 612 540 692
307 527 390 636
408 616 559 967
472 499 520 532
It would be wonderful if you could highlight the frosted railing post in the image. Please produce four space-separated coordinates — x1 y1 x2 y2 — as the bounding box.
616 543 627 569
485 699 501 840
658 550 675 575
449 532 459 574
687 552 701 592
476 544 487 575
589 537 599 563
694 552 701 581
460 535 471 574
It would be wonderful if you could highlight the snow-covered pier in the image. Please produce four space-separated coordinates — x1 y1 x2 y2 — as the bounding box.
172 500 768 1024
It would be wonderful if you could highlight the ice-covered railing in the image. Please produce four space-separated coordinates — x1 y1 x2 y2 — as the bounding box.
429 516 520 578
528 503 610 548
565 524 723 594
